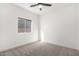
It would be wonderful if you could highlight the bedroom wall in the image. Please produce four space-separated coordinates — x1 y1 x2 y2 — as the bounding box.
40 4 78 50
78 4 79 50
0 3 39 51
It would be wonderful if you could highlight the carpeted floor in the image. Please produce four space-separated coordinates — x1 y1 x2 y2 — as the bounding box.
0 41 79 56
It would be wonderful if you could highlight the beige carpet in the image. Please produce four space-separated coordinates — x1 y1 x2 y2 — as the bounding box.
0 41 79 56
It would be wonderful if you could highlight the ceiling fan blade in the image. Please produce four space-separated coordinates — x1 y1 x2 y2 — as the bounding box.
30 3 40 7
39 3 52 6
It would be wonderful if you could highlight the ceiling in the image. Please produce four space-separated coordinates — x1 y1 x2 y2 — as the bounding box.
14 3 76 15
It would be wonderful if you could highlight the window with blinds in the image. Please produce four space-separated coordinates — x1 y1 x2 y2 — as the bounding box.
18 17 31 33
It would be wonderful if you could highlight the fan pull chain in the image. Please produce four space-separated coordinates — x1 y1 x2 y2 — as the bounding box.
40 8 42 11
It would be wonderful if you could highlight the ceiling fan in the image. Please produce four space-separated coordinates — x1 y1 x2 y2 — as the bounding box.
30 3 52 11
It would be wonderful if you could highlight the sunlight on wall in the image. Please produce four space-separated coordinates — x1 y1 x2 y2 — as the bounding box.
40 31 44 42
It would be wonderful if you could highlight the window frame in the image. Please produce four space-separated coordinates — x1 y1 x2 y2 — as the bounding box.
18 17 32 33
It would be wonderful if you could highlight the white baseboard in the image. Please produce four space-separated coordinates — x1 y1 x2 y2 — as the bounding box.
0 40 39 52
44 40 79 51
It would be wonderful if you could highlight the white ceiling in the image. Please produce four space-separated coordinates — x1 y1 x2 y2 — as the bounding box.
14 3 76 15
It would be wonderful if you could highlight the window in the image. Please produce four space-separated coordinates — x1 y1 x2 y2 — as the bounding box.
18 17 31 33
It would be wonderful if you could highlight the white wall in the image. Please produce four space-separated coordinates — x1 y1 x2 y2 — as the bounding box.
78 4 79 50
0 3 39 51
40 4 78 50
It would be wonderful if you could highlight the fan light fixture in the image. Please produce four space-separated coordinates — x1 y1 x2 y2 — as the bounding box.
38 5 42 11
38 5 42 8
30 3 52 11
